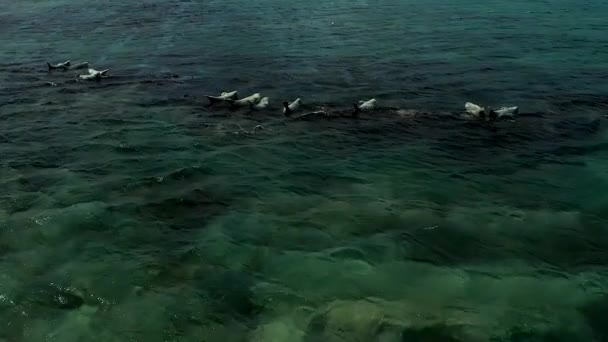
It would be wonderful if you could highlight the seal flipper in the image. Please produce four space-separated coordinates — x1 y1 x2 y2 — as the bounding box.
47 62 53 71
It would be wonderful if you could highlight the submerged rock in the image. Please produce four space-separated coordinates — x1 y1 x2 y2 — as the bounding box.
250 318 305 342
202 270 260 318
499 327 587 342
29 283 85 310
580 295 608 342
400 324 467 342
326 246 367 260
303 299 481 342
304 299 398 341
136 188 229 229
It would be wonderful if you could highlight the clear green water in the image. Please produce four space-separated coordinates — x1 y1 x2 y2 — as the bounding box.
1 0 608 341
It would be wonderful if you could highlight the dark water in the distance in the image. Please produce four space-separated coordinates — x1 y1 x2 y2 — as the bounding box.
1 0 608 341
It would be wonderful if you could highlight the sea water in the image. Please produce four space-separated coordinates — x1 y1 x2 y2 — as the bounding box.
1 0 608 341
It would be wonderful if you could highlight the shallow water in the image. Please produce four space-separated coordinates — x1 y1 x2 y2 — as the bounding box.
1 0 608 341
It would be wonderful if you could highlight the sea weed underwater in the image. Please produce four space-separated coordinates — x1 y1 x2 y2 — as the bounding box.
2 0 608 341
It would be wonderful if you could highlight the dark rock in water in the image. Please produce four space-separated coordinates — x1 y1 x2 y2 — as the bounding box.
580 295 608 342
29 284 84 310
165 166 214 181
52 291 84 310
404 221 488 265
142 188 228 219
16 174 55 192
1 193 38 214
0 241 10 257
133 186 229 230
327 246 367 260
499 327 586 342
305 300 402 342
126 166 214 189
305 300 478 342
202 271 259 318
400 324 466 342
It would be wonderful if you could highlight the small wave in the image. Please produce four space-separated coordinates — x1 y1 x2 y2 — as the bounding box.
550 142 608 157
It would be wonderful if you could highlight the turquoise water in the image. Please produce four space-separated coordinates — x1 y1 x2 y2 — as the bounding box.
2 0 608 341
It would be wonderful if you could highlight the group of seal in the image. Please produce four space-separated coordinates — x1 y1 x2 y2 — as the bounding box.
206 92 271 110
205 90 518 120
47 60 109 81
465 102 519 119
45 60 519 120
205 90 381 118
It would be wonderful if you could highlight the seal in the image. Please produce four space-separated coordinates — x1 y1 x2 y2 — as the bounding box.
283 98 301 116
